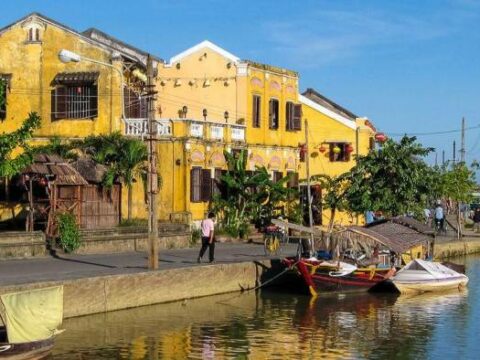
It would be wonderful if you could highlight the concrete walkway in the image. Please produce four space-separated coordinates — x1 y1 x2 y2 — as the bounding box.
0 243 298 286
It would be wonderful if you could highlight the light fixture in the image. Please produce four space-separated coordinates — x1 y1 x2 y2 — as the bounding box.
203 79 210 87
58 49 81 63
332 145 341 154
319 145 327 153
224 79 230 86
174 79 182 86
203 108 208 121
185 142 191 151
182 105 188 118
224 111 229 122
189 79 196 86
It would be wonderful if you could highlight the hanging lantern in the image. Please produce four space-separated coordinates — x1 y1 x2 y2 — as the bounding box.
319 145 327 153
346 144 354 153
332 145 341 154
375 133 387 143
299 144 307 161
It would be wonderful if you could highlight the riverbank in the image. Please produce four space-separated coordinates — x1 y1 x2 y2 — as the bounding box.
0 243 294 319
434 236 480 259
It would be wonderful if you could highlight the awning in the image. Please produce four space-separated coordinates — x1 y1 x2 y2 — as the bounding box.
53 72 99 85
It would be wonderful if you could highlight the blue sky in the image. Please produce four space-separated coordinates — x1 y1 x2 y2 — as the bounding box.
2 0 480 164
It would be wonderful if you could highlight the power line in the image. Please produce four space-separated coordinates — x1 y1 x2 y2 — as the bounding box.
388 124 480 137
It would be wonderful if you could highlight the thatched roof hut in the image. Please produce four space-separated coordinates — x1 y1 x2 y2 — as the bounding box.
22 154 87 185
71 157 109 184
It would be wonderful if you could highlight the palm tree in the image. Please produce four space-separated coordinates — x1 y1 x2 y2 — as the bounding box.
79 132 148 220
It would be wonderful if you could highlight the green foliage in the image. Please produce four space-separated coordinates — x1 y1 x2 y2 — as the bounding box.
431 162 476 204
345 136 433 217
0 112 41 178
58 213 81 253
31 136 78 160
212 150 293 238
190 226 201 246
78 132 150 219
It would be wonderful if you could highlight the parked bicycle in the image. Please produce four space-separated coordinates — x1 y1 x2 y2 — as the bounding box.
263 224 289 256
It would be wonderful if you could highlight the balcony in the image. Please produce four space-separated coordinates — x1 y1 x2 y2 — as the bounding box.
124 118 172 137
231 125 245 142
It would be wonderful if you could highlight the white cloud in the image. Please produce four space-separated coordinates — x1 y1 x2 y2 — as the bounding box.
262 5 478 67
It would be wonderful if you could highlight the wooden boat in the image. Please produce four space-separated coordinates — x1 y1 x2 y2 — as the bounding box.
283 257 395 296
0 286 64 359
377 259 468 295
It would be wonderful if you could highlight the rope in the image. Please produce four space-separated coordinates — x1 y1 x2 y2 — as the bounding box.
215 260 299 306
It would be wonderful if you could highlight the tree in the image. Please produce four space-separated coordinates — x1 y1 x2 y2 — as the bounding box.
345 136 433 217
79 132 148 220
0 112 41 178
31 136 78 160
310 173 350 236
212 150 294 238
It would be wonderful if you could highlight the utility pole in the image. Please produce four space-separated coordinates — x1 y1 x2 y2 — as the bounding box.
453 140 456 165
304 119 314 255
147 54 159 270
442 150 445 166
460 117 466 163
435 152 438 167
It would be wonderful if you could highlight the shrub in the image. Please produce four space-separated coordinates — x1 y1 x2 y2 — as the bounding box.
58 213 81 253
191 226 201 246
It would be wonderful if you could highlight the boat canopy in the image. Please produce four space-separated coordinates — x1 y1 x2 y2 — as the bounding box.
401 259 462 277
0 286 63 344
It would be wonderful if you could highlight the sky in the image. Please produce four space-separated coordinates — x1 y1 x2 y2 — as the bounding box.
2 0 480 165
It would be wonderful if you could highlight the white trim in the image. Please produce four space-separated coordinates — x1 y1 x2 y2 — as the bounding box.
299 94 357 130
168 40 240 65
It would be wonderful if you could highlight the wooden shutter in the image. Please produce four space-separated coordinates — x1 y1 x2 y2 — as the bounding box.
329 143 335 162
344 143 350 162
201 169 212 202
268 99 273 128
252 95 259 128
293 104 302 130
190 167 201 202
89 85 98 118
0 80 6 120
287 172 299 188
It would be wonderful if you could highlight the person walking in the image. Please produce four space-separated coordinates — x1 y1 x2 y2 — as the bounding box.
197 212 215 263
473 208 480 233
434 202 445 233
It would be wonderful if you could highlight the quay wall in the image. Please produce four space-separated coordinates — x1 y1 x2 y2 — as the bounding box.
0 260 275 319
434 237 480 260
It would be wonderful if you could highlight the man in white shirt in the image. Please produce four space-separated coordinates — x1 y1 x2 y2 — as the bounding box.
197 212 215 263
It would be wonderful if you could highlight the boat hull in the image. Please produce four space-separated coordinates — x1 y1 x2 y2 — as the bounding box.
392 276 469 295
311 271 388 293
0 337 54 360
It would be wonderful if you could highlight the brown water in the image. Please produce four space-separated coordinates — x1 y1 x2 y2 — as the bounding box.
49 255 480 359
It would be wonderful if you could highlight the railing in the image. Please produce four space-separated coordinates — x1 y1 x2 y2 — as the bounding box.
210 124 224 140
124 118 172 137
231 126 246 142
190 122 204 137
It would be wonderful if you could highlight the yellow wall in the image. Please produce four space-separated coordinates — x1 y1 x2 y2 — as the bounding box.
0 15 123 140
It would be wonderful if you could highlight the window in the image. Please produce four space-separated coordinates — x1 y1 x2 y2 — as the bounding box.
272 171 283 183
286 102 302 131
269 99 279 129
51 72 99 120
252 95 261 128
329 143 350 162
0 77 7 120
124 87 147 119
26 27 41 42
190 167 212 203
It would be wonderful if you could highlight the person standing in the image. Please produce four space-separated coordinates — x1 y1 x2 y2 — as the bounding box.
473 208 480 233
198 212 215 263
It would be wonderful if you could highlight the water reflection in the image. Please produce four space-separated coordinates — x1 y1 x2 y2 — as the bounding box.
50 257 478 359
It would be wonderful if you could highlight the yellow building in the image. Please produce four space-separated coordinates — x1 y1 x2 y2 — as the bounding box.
141 41 305 223
1 13 376 227
300 88 376 225
0 13 160 221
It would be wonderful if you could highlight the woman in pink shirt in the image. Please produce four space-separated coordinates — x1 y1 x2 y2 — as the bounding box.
197 212 215 263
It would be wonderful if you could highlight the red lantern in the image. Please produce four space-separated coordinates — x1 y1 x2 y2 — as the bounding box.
375 133 387 143
346 144 354 153
319 145 327 153
299 144 307 161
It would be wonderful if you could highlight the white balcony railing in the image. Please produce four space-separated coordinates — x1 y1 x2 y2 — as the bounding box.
190 122 204 137
231 126 245 142
210 124 224 140
125 118 172 137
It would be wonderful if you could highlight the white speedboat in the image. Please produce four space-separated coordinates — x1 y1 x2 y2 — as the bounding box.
390 259 468 295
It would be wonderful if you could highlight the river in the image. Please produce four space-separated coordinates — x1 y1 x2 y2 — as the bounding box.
49 255 480 359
